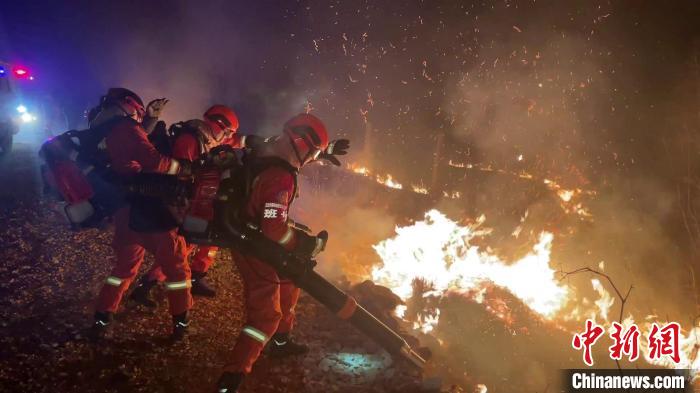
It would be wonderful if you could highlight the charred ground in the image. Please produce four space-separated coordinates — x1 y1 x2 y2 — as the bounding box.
0 144 428 393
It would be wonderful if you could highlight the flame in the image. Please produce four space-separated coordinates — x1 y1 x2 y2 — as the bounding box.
368 209 700 381
445 160 595 220
557 189 575 202
590 278 614 322
412 184 429 194
349 164 372 176
376 174 403 189
345 162 592 222
347 163 405 190
371 210 570 331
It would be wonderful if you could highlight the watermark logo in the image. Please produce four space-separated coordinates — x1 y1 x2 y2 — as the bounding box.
571 320 681 366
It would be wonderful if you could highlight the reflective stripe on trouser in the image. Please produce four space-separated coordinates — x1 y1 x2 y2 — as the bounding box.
224 250 301 374
96 207 192 315
166 280 191 290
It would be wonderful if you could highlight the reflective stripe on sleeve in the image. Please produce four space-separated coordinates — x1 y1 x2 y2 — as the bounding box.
105 276 123 286
165 280 191 290
264 202 286 209
240 135 247 148
278 227 294 246
166 159 180 175
242 326 268 343
207 249 218 258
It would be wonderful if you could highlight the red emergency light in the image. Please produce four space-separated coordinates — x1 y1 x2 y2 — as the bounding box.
12 67 29 78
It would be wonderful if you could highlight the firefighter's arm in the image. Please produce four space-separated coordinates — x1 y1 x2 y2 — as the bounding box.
225 134 264 150
125 122 183 175
257 171 297 250
142 98 169 134
257 170 327 256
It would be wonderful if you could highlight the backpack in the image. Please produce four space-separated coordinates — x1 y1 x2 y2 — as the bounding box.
149 120 209 158
39 117 128 228
182 152 298 240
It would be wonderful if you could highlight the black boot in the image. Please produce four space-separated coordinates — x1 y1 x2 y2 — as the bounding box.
129 276 158 308
170 311 189 342
216 372 244 393
267 332 309 358
191 271 216 298
88 311 113 342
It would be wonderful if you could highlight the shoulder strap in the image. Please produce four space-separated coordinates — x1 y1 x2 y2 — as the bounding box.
244 156 298 203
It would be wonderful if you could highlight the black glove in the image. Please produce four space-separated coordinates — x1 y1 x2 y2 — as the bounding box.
243 134 264 150
315 230 329 255
206 144 239 169
295 230 329 259
318 138 350 166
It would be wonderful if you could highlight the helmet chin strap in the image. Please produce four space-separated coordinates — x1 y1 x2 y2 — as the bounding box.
288 134 314 167
115 102 141 122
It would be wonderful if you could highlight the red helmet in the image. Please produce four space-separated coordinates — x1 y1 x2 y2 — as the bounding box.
283 113 329 165
103 87 145 122
203 105 239 142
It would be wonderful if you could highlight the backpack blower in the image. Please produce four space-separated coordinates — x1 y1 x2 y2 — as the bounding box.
125 146 428 370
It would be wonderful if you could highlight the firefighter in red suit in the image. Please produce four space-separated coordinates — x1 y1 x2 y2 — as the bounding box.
216 113 349 392
130 105 244 303
90 88 195 341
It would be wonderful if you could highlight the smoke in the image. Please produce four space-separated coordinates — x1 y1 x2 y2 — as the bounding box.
4 0 699 390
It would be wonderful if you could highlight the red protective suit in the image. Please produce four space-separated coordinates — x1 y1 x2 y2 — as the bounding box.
224 164 303 374
146 131 222 282
95 118 192 316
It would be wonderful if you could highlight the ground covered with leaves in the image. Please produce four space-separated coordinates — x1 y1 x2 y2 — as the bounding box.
0 144 428 393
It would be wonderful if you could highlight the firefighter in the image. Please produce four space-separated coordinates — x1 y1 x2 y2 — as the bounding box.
130 105 241 303
216 113 343 392
90 88 195 341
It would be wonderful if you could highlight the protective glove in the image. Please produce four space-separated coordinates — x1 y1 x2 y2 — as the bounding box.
318 138 350 166
242 134 265 150
206 144 239 169
146 98 169 119
295 230 329 259
313 230 329 256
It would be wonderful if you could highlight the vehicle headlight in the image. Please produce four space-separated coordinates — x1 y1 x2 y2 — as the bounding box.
16 105 27 114
20 113 35 123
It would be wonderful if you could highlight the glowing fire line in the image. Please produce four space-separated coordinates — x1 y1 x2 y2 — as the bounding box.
370 209 700 376
347 162 594 219
371 210 569 333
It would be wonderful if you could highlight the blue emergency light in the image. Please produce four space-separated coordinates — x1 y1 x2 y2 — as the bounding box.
0 66 5 77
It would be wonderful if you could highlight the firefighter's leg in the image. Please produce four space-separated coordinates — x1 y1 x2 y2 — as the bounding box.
224 251 283 374
146 265 167 282
129 264 164 308
276 282 301 334
149 229 192 339
190 245 218 297
128 238 171 308
191 245 217 273
96 207 146 314
269 282 307 358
